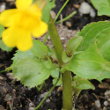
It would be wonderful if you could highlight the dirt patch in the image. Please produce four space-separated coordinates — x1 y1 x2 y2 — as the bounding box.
0 0 110 110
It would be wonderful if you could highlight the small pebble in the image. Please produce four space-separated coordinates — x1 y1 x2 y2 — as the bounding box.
4 94 12 101
39 92 48 99
73 4 80 9
79 2 96 18
104 101 108 106
65 21 72 28
0 76 4 80
0 3 6 12
29 102 34 107
95 100 101 108
108 98 110 101
29 107 34 110
6 73 15 80
61 37 65 40
105 90 110 96
103 107 107 110
50 11 56 19
46 98 50 103
6 0 14 1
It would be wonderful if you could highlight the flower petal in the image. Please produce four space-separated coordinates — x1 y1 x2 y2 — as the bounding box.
32 21 48 37
16 0 32 10
16 29 33 51
2 27 33 51
28 4 42 17
2 28 17 47
17 14 40 31
0 9 20 27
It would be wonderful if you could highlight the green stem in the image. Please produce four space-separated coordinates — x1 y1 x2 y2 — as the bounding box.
54 0 69 22
62 71 72 110
48 16 63 65
0 70 6 73
48 16 73 110
0 67 12 73
56 11 76 24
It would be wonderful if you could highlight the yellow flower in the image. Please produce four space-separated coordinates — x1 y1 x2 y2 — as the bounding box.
0 0 48 51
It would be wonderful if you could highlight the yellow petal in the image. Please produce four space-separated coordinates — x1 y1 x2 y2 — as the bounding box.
16 29 33 51
17 14 40 31
32 21 48 37
16 0 32 10
2 28 17 47
0 9 20 27
2 27 33 51
28 4 42 17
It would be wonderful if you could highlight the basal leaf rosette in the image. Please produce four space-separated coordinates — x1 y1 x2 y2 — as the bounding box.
63 21 110 81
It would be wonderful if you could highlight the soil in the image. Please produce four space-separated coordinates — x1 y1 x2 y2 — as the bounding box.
0 0 110 110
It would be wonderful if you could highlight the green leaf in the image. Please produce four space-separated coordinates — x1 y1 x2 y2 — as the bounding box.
73 76 95 90
63 21 110 81
66 35 83 56
12 52 58 88
51 68 59 78
11 40 59 88
78 21 110 51
31 40 49 58
95 29 110 61
42 0 56 23
0 40 12 52
51 68 62 86
78 21 110 61
62 51 72 63
91 0 110 16
12 57 53 88
64 45 110 81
